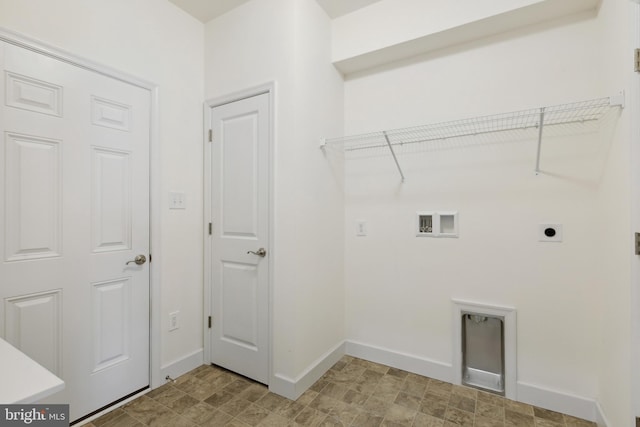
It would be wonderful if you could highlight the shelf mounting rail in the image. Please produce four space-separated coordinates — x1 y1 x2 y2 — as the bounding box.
321 93 625 181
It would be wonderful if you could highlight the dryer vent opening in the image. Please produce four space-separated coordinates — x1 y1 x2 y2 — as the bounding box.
462 312 505 395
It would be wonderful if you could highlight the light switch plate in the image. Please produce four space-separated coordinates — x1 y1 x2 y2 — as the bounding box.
356 220 367 236
169 192 186 209
169 311 179 331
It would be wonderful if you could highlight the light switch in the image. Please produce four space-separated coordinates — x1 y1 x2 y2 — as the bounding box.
356 220 367 236
169 192 186 209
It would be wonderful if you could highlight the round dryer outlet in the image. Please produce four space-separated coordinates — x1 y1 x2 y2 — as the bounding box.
539 224 562 242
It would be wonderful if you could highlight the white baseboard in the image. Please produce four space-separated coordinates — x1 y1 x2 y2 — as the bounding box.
270 341 345 400
159 348 204 387
594 401 611 427
517 382 597 422
343 340 601 423
345 340 453 384
265 338 605 425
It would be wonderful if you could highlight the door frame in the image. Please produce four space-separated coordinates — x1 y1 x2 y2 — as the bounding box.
0 27 163 389
631 0 640 423
633 2 640 423
203 83 275 385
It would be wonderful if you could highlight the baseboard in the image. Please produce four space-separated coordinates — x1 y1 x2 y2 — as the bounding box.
345 340 453 384
595 401 611 427
270 341 345 400
159 348 204 387
517 381 597 422
343 340 601 423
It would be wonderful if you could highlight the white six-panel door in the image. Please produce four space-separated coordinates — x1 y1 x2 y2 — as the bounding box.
0 41 150 421
208 93 270 384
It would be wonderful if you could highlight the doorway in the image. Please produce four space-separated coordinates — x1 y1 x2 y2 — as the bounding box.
204 88 272 385
0 33 156 422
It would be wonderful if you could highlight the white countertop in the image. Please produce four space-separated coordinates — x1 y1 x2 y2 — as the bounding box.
0 338 64 403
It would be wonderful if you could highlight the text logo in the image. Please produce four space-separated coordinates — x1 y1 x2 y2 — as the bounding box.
0 405 69 426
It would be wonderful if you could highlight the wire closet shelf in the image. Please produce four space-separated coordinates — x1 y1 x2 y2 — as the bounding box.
320 94 624 182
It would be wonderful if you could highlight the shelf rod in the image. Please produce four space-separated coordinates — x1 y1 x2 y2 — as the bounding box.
534 107 546 174
383 131 405 182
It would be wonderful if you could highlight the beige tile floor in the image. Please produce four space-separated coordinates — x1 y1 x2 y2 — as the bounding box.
83 356 595 427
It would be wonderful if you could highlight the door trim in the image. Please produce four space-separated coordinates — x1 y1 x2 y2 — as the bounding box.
633 1 640 422
203 83 275 385
0 27 162 389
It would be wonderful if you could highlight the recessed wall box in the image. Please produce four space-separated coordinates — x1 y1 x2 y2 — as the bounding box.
417 211 458 238
462 312 505 395
417 213 434 235
440 213 458 236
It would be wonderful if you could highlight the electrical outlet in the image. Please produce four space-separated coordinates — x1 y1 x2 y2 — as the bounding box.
169 311 179 331
539 224 563 242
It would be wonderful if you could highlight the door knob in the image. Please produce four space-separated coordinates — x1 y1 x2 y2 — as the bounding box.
247 248 267 257
126 254 147 265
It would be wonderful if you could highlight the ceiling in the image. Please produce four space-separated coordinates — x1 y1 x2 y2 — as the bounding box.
168 0 383 22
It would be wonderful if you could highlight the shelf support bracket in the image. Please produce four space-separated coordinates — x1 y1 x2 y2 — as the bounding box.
383 131 405 182
610 92 625 109
534 107 546 175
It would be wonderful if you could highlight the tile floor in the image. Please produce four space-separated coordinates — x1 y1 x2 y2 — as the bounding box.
83 356 595 427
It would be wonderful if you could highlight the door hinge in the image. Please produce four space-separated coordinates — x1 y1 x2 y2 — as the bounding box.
208 222 212 235
208 129 213 142
208 316 212 328
635 48 640 72
149 254 152 263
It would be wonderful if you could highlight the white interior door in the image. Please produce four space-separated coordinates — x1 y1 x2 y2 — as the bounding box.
208 93 270 384
0 41 150 421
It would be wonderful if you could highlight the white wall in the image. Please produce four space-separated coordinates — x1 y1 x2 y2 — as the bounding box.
341 1 629 419
0 0 205 382
595 1 634 425
1 1 634 421
204 0 345 391
290 0 346 378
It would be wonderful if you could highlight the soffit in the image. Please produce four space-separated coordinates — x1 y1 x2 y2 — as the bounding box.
168 0 383 22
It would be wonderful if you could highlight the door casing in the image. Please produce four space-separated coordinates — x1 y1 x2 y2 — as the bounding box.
0 26 163 390
203 83 275 385
632 1 640 422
